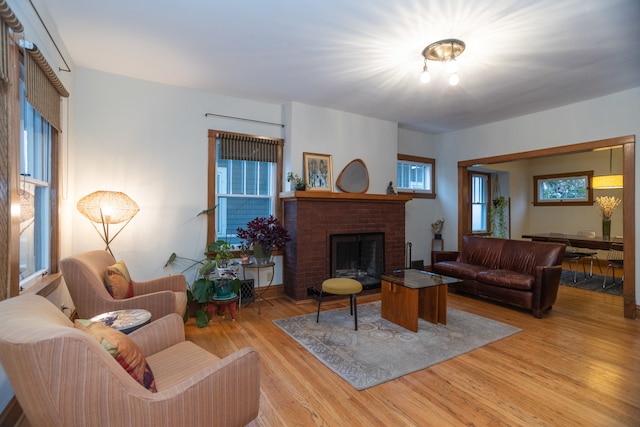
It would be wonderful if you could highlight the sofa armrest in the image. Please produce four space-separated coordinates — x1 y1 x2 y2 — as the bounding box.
133 274 187 294
532 265 563 318
431 250 459 266
128 313 185 355
154 347 260 426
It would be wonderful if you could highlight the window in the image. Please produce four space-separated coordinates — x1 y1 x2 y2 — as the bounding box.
396 154 435 199
533 171 593 206
19 75 52 288
207 131 284 246
1 23 67 297
470 172 490 233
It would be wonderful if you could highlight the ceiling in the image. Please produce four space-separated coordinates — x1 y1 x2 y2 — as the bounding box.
41 0 640 134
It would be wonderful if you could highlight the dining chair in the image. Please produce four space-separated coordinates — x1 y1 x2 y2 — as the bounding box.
603 237 624 289
573 230 601 276
548 233 589 283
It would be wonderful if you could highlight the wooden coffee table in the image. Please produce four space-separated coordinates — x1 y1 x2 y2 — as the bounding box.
380 269 459 332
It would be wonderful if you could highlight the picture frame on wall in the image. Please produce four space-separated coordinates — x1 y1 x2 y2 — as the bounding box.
303 152 333 191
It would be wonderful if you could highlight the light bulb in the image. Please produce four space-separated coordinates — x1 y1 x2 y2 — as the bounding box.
446 59 458 73
420 62 430 83
449 72 459 86
420 70 431 83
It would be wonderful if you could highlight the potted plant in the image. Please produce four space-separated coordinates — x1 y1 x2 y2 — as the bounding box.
237 215 291 265
165 243 240 328
238 240 252 264
287 172 306 191
489 196 508 239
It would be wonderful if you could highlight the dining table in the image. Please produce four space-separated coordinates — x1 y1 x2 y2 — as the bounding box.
521 233 621 251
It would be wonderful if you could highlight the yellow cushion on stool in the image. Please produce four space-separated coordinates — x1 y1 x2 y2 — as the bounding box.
322 278 363 295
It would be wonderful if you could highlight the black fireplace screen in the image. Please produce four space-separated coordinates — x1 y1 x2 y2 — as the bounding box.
330 232 384 289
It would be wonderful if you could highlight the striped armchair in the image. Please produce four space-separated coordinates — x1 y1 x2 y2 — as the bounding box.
60 250 188 321
0 295 260 427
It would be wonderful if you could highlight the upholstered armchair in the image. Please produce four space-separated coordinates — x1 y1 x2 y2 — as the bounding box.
0 295 261 427
60 250 187 321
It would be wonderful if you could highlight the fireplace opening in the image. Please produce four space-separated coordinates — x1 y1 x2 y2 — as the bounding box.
330 232 384 290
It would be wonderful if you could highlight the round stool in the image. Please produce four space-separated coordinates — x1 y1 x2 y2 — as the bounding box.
316 278 363 331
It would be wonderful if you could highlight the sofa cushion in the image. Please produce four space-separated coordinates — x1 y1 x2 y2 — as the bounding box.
499 239 565 275
458 236 504 269
476 270 535 291
104 260 134 299
74 319 157 392
433 261 486 280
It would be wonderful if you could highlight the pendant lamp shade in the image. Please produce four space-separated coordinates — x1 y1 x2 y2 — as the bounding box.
592 149 623 190
77 191 139 255
592 174 623 190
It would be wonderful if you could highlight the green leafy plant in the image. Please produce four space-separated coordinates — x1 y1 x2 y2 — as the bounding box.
207 239 235 267
489 196 508 239
286 172 306 190
165 252 241 327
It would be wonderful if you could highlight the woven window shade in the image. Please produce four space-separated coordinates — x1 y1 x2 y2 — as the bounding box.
25 46 69 131
218 133 281 163
0 0 23 84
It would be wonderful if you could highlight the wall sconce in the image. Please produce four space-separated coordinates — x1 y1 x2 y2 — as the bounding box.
77 191 139 256
592 149 623 189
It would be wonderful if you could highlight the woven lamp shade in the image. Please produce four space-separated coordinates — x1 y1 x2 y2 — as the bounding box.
77 191 139 224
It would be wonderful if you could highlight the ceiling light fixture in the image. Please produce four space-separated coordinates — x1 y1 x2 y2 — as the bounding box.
420 38 466 86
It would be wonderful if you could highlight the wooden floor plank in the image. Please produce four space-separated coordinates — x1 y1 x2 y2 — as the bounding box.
185 286 640 426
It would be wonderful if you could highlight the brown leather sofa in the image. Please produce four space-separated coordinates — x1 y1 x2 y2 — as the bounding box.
431 235 565 318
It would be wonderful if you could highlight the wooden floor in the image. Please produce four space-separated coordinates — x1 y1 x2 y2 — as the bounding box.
186 285 640 427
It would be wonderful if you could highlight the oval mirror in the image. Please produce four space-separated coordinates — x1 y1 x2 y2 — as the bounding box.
337 159 369 193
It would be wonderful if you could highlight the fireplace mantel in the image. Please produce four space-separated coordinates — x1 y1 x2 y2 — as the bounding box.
280 191 413 203
282 191 412 301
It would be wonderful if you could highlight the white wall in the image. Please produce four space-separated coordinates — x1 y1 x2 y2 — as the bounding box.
397 128 439 266
436 87 640 300
71 71 403 287
72 68 286 283
285 101 398 194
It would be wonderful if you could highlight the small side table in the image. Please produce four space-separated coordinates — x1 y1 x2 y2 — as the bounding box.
242 262 275 314
209 294 240 320
432 238 444 251
90 309 151 334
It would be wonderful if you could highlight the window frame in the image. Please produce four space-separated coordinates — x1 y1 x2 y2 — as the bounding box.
396 154 436 199
533 171 594 206
3 38 60 299
469 171 491 234
207 130 284 250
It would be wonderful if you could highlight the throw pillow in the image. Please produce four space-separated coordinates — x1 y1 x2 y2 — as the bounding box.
104 260 134 299
74 319 157 392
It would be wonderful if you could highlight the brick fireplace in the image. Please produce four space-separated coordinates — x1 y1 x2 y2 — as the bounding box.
282 192 412 301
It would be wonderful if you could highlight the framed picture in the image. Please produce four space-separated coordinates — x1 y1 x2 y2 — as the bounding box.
303 152 333 191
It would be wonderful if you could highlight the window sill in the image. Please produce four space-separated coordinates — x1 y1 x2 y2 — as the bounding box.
20 272 63 297
397 190 436 199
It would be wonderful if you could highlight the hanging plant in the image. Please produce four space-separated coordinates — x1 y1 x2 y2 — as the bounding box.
489 196 508 239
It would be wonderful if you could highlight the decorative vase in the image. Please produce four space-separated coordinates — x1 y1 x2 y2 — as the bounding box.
240 254 251 264
602 218 611 241
252 243 272 265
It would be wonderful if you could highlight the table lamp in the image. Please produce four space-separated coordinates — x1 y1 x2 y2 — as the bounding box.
77 191 139 256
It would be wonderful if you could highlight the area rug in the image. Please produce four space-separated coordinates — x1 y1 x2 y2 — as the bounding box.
560 270 622 296
273 301 520 390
